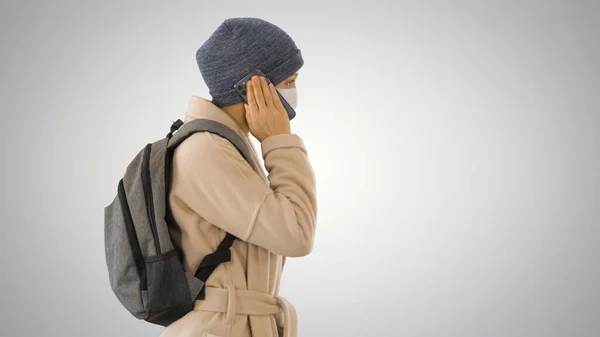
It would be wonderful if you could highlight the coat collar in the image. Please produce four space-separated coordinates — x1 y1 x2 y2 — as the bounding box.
184 95 247 138
183 95 268 182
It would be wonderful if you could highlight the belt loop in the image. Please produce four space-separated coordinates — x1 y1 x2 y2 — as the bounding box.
225 284 236 325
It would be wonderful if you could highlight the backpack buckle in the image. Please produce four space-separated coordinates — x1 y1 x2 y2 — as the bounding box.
166 119 184 139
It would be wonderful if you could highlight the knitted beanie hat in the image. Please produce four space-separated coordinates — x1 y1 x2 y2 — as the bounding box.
196 17 304 107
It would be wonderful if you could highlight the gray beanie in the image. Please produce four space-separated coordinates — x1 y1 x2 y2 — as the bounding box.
196 17 304 107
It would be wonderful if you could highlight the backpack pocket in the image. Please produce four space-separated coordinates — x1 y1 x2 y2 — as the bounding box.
104 180 148 318
144 249 194 326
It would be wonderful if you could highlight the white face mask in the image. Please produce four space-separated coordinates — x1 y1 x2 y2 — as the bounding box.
276 87 298 109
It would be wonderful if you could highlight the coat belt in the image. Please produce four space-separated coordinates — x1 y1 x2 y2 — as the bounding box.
193 285 298 337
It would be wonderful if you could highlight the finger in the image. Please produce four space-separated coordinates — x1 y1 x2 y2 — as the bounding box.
261 76 274 107
247 80 258 111
252 76 266 109
269 83 286 113
244 103 253 126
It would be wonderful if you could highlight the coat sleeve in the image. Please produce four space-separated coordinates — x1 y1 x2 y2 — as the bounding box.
172 131 317 257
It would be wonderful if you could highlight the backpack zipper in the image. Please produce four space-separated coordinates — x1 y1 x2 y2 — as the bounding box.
142 144 161 255
118 179 147 290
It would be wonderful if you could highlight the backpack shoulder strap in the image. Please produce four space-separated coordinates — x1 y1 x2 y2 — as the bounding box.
167 118 258 172
165 118 257 300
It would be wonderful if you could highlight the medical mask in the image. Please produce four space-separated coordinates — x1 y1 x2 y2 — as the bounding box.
276 88 298 109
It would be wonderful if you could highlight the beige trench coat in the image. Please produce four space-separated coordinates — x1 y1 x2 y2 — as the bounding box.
158 96 317 337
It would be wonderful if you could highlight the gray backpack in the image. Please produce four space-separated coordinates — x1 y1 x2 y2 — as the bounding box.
103 118 258 327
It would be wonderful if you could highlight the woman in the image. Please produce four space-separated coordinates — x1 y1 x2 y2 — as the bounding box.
160 17 317 337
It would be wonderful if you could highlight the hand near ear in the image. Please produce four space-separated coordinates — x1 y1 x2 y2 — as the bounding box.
244 75 291 142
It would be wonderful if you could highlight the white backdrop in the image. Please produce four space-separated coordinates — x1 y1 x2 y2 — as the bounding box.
1 1 598 336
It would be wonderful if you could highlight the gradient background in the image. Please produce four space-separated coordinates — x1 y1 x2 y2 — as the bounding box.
1 1 599 336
